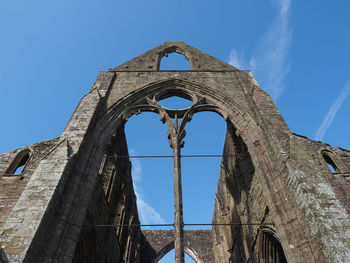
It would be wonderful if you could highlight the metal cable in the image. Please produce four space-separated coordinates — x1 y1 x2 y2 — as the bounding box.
94 222 273 227
104 154 236 159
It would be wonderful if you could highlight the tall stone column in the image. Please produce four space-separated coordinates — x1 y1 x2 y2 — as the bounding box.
172 134 185 263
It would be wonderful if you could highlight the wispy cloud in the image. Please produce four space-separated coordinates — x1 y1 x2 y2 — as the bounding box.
228 49 247 70
314 80 350 141
229 0 292 101
130 149 165 227
136 198 166 225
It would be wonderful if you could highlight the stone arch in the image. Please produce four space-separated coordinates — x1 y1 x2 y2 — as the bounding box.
4 148 31 175
150 241 203 263
184 246 202 263
92 78 297 260
41 76 316 262
321 149 346 173
100 78 275 187
259 227 287 263
154 242 202 263
153 241 174 262
25 76 308 262
141 229 213 262
157 45 192 70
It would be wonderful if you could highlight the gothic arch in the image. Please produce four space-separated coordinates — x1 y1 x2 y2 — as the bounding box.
259 227 287 263
153 241 202 263
153 241 174 262
4 148 31 175
157 46 191 70
184 246 202 263
41 76 302 262
91 78 296 260
321 149 346 173
100 79 276 184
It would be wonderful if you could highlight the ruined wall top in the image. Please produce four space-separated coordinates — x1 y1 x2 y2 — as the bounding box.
112 41 238 72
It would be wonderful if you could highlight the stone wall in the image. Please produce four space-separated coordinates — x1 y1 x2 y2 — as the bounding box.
141 229 214 262
212 123 272 262
0 138 60 229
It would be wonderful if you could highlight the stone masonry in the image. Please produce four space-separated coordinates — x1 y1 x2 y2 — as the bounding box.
1 42 350 262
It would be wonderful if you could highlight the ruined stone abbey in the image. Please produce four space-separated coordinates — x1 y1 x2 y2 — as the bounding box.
1 42 350 262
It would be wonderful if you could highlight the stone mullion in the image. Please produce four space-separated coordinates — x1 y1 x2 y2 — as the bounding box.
173 135 185 263
142 97 205 263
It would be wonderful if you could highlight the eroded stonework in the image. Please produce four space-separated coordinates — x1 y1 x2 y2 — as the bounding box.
1 42 350 263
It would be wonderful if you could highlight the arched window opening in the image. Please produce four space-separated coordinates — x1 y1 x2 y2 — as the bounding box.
125 95 226 232
5 150 30 176
12 153 29 175
125 112 174 229
322 151 339 173
159 52 190 71
124 93 227 261
158 249 197 262
261 231 287 263
181 111 226 230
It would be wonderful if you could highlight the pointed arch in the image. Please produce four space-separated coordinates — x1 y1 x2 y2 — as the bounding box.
4 149 31 176
95 78 296 261
158 50 191 71
101 78 279 183
153 240 203 263
44 76 315 262
157 45 191 71
153 241 174 262
321 149 345 174
259 228 287 263
184 246 203 263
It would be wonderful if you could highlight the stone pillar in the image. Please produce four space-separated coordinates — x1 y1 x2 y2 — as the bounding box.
173 136 185 263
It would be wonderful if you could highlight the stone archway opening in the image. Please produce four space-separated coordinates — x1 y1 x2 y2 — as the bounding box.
158 46 191 71
150 239 202 263
159 52 191 71
124 96 226 230
98 78 287 262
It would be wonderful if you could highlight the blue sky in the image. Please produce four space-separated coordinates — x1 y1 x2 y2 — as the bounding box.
1 0 350 261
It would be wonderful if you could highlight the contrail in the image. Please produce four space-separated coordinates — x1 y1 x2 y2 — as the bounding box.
314 80 350 141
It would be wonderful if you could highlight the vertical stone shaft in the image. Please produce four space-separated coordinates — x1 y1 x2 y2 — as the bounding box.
173 136 185 263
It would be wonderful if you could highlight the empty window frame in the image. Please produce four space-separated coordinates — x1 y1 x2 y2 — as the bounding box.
157 46 191 71
5 149 30 176
321 150 340 174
